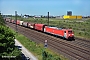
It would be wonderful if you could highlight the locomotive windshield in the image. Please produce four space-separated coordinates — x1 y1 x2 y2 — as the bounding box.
68 31 72 34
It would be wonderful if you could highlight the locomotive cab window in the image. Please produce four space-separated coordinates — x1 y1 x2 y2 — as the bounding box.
68 31 72 34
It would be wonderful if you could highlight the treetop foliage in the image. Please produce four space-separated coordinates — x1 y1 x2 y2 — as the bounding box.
0 26 15 55
0 13 5 25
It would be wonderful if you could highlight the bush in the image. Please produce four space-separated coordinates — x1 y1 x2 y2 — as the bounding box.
0 26 21 60
42 51 61 60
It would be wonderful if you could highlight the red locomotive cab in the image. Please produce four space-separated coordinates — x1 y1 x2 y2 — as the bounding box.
68 30 74 39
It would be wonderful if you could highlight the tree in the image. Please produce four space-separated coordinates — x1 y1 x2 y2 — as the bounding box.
0 12 5 25
0 13 21 60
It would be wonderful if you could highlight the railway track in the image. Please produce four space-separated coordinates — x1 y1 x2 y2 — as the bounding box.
75 37 90 43
67 39 90 50
6 22 90 60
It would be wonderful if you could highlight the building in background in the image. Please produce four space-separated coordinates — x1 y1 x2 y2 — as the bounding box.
67 11 72 16
56 16 63 19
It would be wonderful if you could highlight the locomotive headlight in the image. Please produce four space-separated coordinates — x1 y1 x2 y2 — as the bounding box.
72 34 74 35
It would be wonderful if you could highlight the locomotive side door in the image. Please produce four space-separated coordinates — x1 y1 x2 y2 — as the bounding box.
64 31 67 38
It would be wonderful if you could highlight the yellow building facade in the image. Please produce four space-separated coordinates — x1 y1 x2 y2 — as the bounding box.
76 16 82 19
63 15 82 19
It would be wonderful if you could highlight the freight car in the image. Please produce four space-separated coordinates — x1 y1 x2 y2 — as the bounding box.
11 20 14 23
19 21 23 26
27 22 35 29
34 24 47 31
22 22 28 27
5 18 11 22
13 20 16 24
6 18 11 22
16 20 20 25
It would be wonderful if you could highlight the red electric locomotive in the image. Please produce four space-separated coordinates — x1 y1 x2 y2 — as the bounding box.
44 26 74 40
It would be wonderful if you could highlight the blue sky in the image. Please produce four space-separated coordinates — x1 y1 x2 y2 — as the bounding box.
0 0 90 16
